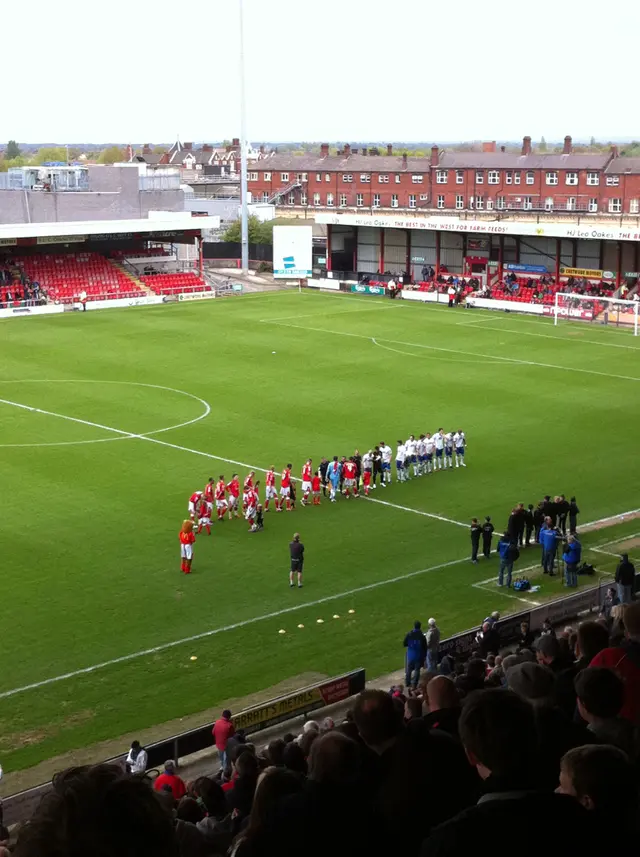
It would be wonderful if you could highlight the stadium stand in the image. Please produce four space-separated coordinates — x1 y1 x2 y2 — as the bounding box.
139 272 213 296
6 603 640 857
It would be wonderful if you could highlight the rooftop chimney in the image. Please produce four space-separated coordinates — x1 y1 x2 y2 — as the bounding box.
320 143 329 158
563 135 572 154
232 137 240 147
387 144 393 156
142 144 151 155
522 136 532 156
402 152 408 170
500 145 506 153
344 143 351 157
352 147 359 155
482 141 497 153
259 145 265 154
369 147 378 156
430 145 439 167
184 142 193 150
202 144 213 152
611 144 619 158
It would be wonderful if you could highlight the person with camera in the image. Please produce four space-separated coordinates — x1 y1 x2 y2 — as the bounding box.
539 517 560 576
562 534 582 588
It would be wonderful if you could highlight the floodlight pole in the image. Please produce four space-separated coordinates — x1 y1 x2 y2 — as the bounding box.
239 0 249 275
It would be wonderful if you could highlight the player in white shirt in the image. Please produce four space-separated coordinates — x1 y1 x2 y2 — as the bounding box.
395 440 407 482
432 428 445 470
444 432 454 469
380 442 392 485
416 434 427 475
405 434 419 478
453 429 467 467
424 433 435 474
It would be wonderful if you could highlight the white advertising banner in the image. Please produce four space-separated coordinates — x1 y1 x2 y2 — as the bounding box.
273 225 313 278
81 295 165 311
316 212 640 243
465 296 545 314
0 304 65 319
306 278 341 291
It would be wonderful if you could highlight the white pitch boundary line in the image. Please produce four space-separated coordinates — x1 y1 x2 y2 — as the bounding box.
458 323 640 351
0 397 469 529
261 319 640 383
0 554 469 701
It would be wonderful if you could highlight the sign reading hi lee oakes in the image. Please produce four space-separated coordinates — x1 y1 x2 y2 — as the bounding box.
273 225 313 278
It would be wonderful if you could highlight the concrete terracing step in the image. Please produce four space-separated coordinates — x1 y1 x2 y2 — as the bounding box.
111 260 153 295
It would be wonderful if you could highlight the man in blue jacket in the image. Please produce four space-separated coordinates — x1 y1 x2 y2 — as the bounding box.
403 620 427 688
562 535 582 587
497 532 517 588
540 522 559 576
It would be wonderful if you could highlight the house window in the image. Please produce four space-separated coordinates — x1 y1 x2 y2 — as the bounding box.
261 192 269 202
326 193 334 207
505 171 513 185
360 173 371 183
316 173 322 181
630 199 640 214
395 174 401 183
523 196 533 210
342 174 352 183
486 198 494 211
566 171 578 186
391 194 399 208
412 175 424 184
475 195 484 209
264 171 271 181
545 197 554 210
456 169 464 184
469 197 475 209
288 192 295 204
587 172 599 186
606 175 620 186
437 194 445 208
372 193 381 207
455 194 464 209
609 198 622 213
436 170 448 184
409 194 416 208
301 173 308 181
356 193 364 207
546 172 558 186
313 193 320 206
281 172 289 182
514 171 521 184
488 170 499 185
526 171 535 185
339 193 347 207
588 197 598 212
325 174 331 182
420 194 428 200
300 192 307 205
378 174 389 183
475 170 484 184
248 171 258 181
566 197 576 211
496 196 505 210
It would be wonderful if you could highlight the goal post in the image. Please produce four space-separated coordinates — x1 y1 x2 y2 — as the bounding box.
553 292 639 336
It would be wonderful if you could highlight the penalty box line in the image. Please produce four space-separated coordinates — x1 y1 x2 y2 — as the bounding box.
0 396 468 529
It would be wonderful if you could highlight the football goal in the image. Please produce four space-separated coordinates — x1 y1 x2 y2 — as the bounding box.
553 292 639 336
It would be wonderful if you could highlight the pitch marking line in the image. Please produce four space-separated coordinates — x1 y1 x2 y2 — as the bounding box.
261 319 640 383
459 323 640 351
0 554 470 701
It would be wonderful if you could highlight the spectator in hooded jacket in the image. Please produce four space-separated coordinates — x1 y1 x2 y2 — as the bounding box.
153 760 187 800
125 740 148 775
404 620 428 688
562 535 582 588
426 618 441 671
590 602 640 724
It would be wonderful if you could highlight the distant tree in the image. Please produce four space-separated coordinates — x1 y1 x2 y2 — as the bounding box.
5 140 21 159
590 136 596 147
223 215 274 245
538 136 547 153
152 144 167 154
98 146 126 164
33 147 69 165
0 156 28 172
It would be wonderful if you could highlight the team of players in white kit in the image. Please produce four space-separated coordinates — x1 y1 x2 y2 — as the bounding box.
387 429 467 483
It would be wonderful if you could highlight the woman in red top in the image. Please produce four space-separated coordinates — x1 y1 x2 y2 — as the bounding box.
179 519 196 574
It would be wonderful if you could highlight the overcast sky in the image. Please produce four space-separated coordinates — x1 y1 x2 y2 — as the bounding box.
6 0 639 145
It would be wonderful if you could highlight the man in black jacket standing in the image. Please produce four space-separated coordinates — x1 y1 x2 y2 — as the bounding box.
615 553 636 604
557 494 570 535
353 449 362 492
481 516 494 559
289 533 304 589
470 518 481 564
533 502 545 543
319 457 329 498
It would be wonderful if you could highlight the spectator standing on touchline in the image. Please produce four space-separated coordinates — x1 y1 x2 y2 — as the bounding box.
289 533 304 588
615 553 635 604
212 709 235 775
403 620 427 688
481 516 494 559
426 617 441 671
562 535 582 588
470 518 481 564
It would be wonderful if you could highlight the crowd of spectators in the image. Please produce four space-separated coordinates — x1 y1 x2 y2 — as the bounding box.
0 265 46 307
5 600 639 857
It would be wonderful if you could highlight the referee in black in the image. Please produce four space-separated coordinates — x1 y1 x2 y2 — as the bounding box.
289 533 304 588
319 457 329 498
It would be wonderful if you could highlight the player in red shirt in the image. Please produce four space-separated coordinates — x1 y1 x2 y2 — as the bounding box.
301 459 313 506
243 471 255 513
227 473 240 519
264 466 278 512
343 459 358 498
188 491 203 520
279 464 292 512
312 471 322 505
203 477 214 512
214 476 228 521
245 483 260 530
362 468 372 496
197 500 212 535
179 520 196 573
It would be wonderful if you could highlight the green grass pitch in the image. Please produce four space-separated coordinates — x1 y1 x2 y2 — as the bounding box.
1 290 639 774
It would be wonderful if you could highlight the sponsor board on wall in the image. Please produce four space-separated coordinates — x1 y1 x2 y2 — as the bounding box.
542 305 594 320
0 238 17 246
273 225 313 278
177 291 216 302
350 284 386 295
0 305 64 319
36 235 86 244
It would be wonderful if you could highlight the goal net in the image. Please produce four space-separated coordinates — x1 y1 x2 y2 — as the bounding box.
553 292 639 335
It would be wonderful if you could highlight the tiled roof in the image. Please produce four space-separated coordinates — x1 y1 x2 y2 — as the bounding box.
255 153 432 173
437 152 611 170
605 157 640 175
